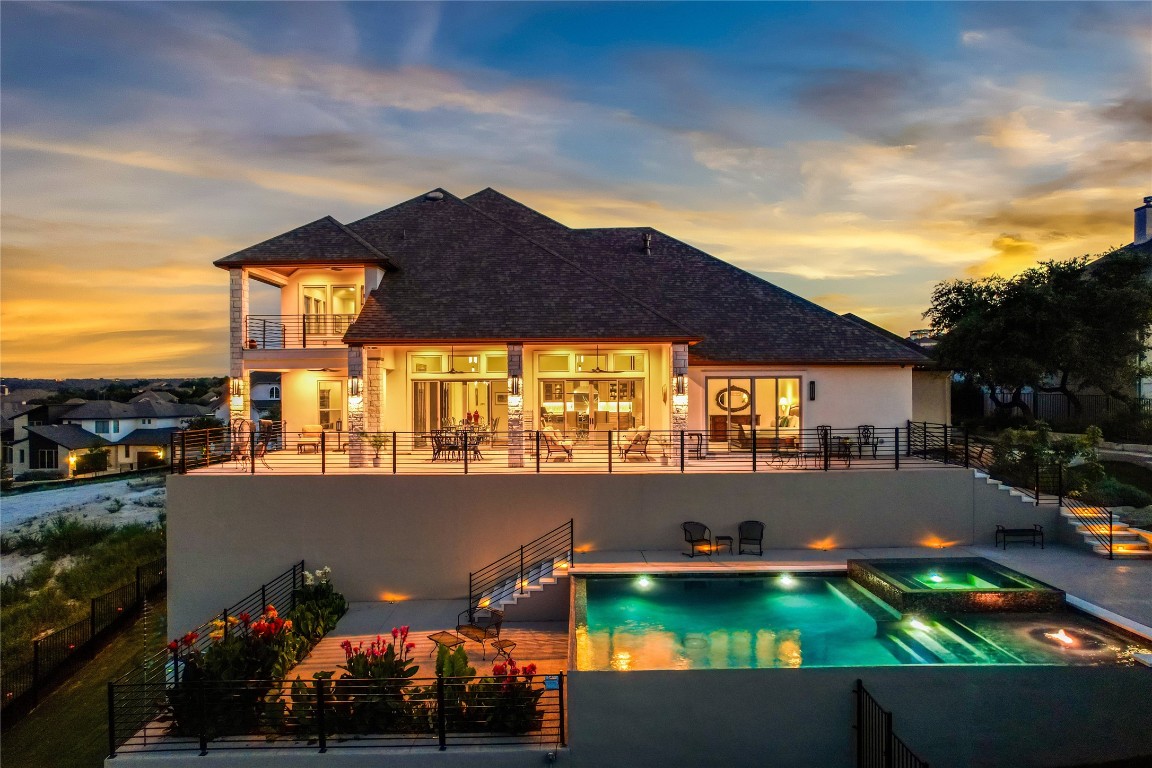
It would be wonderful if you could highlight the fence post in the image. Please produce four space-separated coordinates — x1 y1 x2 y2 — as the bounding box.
680 430 685 474
853 679 862 764
463 433 469 475
90 597 99 654
301 314 307 349
180 430 187 474
392 432 398 474
558 672 567 747
32 640 40 705
942 424 949 465
316 677 327 752
136 565 143 608
608 430 613 473
1034 464 1041 506
320 432 327 474
752 429 758 472
884 709 894 768
905 420 911 457
170 431 176 475
261 584 267 614
107 681 117 758
535 431 541 473
437 674 447 751
197 682 208 756
1057 463 1063 508
823 432 830 472
519 544 525 595
250 429 256 475
894 428 900 470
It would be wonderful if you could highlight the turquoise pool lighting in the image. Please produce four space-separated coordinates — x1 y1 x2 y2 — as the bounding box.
574 574 1149 672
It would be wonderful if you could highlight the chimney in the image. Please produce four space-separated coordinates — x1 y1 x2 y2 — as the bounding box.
1135 195 1152 245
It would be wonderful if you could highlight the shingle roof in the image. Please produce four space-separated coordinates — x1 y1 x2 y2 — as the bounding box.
25 424 109 450
464 189 928 365
130 391 178 404
63 400 205 420
342 190 696 344
115 427 180 447
213 216 397 269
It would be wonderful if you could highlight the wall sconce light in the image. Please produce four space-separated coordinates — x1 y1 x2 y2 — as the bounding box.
672 374 687 397
229 378 245 410
508 376 522 397
348 376 363 407
808 381 816 401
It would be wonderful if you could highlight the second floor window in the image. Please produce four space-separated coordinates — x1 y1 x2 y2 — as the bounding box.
269 385 280 399
95 420 120 434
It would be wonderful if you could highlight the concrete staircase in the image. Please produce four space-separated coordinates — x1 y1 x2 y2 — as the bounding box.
476 554 571 611
1058 506 1152 558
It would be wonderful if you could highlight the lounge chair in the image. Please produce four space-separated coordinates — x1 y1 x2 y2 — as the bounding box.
620 427 652 461
541 428 574 461
297 424 323 454
682 521 712 558
456 608 504 659
739 520 764 555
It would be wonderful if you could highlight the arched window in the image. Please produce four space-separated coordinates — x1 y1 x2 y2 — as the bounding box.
269 385 281 400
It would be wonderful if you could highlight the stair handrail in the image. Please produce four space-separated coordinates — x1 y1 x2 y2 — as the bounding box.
1063 498 1115 560
467 519 573 621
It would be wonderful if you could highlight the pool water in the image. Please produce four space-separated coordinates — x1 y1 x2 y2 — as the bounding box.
574 574 1150 671
866 560 1033 591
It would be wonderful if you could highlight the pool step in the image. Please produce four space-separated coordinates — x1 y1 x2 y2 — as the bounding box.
878 617 1023 665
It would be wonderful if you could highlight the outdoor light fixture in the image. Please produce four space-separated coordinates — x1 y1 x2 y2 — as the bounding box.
673 374 687 396
636 575 653 589
808 381 816 401
909 618 930 632
777 573 796 587
229 378 245 409
348 376 363 407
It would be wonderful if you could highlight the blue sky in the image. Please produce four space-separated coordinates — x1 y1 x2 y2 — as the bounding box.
2 1 1149 376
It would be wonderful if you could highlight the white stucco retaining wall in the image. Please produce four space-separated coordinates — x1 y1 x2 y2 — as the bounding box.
167 469 1055 632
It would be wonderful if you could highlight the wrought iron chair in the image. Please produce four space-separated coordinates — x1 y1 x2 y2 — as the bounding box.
857 425 880 459
682 521 713 558
738 520 764 556
455 608 504 659
229 419 252 466
431 429 462 462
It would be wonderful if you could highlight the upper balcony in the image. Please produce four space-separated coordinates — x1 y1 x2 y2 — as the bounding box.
244 314 357 350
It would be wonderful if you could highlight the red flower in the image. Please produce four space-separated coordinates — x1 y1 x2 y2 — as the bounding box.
492 662 507 676
181 631 199 647
238 612 251 625
167 640 180 652
405 642 415 651
391 627 399 639
524 663 537 676
400 625 409 640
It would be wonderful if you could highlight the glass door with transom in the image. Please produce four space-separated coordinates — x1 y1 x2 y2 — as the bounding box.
412 380 509 432
539 379 644 437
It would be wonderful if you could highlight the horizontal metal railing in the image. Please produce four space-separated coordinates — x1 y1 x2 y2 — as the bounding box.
173 425 964 475
467 519 573 620
244 314 356 350
109 673 565 755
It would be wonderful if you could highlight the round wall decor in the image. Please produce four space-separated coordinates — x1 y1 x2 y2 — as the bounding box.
715 385 751 412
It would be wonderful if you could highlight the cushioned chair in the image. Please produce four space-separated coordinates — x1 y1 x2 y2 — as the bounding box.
541 428 575 461
739 520 764 556
297 424 323 454
620 427 652 461
682 521 713 558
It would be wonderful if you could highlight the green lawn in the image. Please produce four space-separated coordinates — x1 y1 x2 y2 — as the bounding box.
1 596 167 768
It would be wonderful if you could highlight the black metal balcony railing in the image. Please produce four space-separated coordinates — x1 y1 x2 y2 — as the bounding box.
244 315 356 350
108 673 566 756
172 424 941 476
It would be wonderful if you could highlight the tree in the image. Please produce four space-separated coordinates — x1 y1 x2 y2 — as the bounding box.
925 248 1152 417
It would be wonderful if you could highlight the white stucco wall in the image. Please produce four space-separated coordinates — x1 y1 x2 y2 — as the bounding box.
166 468 1054 632
912 370 952 423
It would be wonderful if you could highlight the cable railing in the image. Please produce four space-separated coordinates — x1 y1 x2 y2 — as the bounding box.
173 425 962 476
466 519 573 622
244 314 356 349
1 557 166 721
108 672 565 756
854 679 930 768
1063 499 1116 559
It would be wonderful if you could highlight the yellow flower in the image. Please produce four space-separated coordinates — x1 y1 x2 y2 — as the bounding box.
209 630 225 641
227 616 240 626
211 619 225 629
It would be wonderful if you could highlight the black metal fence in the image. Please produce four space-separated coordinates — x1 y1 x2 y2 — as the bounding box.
172 424 961 476
854 679 929 768
2 557 166 720
109 673 565 755
107 561 305 753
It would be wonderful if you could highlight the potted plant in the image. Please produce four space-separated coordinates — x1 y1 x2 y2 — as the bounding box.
358 432 391 467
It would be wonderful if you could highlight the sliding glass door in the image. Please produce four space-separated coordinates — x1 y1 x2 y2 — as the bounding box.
412 380 509 432
539 379 645 437
706 377 801 447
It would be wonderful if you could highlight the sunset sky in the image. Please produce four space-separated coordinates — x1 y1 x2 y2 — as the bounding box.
2 2 1149 377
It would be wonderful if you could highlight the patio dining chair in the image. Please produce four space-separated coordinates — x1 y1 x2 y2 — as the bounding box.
857 425 880 459
456 608 504 659
229 419 252 466
682 521 713 558
739 520 764 556
432 430 462 461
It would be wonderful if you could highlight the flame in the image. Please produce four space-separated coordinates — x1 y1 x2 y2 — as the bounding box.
1045 628 1075 646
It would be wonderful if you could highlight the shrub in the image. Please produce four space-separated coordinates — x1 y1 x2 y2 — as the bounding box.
39 516 115 559
1082 478 1152 508
54 523 165 599
287 566 347 643
105 498 124 513
16 470 66 482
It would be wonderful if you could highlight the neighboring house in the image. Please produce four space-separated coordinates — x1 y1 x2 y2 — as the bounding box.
216 187 929 446
249 371 281 416
8 398 206 478
130 389 180 405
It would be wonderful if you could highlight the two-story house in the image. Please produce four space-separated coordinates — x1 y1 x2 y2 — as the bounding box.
216 187 941 459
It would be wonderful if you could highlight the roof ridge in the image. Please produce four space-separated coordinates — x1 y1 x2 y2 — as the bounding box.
451 191 699 341
464 187 573 232
326 216 400 271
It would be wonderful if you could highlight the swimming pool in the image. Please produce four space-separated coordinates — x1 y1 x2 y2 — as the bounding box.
848 557 1065 613
573 573 1149 671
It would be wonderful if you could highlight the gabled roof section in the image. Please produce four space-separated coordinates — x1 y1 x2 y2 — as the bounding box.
26 424 109 451
213 216 397 270
116 427 180 446
467 190 928 365
342 189 697 344
63 400 205 420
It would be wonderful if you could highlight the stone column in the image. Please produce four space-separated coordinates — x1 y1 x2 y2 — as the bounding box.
671 344 689 460
228 269 250 424
347 345 367 467
506 343 524 468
